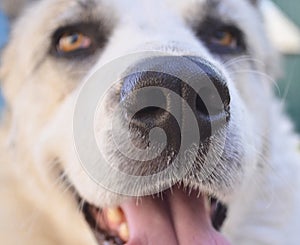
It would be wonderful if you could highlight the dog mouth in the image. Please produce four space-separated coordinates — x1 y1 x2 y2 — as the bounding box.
81 187 229 245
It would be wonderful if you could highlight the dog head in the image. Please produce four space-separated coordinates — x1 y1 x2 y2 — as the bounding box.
0 0 279 244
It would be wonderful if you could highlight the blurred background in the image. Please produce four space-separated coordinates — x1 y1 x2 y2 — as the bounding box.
271 0 300 133
0 0 299 131
0 10 8 115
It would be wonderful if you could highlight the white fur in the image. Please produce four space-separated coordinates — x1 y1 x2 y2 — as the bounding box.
1 0 300 244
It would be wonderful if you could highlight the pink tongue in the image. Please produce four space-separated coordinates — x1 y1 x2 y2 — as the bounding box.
121 188 231 245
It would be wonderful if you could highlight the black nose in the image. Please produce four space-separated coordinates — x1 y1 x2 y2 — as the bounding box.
120 56 230 144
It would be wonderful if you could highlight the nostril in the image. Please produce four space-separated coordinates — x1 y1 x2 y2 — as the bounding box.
196 93 209 117
196 86 227 118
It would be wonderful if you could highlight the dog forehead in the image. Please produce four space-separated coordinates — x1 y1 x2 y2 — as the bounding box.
72 0 249 24
96 0 207 8
45 0 251 25
73 0 210 16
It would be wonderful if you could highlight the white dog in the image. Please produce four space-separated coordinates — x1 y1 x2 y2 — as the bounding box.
0 0 300 244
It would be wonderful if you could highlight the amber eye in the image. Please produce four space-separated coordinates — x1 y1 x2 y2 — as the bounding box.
57 32 92 53
196 20 245 54
211 30 237 48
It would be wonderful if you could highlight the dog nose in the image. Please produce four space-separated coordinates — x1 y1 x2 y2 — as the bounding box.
120 56 230 142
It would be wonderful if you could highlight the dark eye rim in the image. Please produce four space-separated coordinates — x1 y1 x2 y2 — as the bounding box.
50 22 107 59
211 26 246 52
195 18 247 55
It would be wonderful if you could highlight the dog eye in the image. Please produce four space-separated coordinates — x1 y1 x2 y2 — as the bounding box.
196 20 246 54
57 32 92 53
211 30 237 49
206 26 245 54
50 23 108 59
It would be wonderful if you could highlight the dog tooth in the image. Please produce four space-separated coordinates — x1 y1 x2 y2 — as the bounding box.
119 222 129 242
106 207 124 226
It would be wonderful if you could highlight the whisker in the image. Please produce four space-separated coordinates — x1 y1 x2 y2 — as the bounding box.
228 69 281 97
77 198 86 213
223 56 265 69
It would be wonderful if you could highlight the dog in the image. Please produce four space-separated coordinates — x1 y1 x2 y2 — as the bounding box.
1 0 300 244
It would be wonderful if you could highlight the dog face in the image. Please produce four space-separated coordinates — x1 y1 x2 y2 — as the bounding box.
1 0 279 244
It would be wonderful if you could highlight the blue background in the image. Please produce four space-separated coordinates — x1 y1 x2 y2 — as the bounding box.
0 11 8 113
0 12 8 48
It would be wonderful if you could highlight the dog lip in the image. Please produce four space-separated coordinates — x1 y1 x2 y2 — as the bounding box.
211 198 228 231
